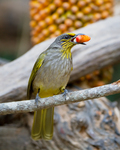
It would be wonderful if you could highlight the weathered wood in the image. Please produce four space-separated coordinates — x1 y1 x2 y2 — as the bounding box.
71 16 120 81
0 58 9 66
0 16 120 102
0 94 120 150
0 126 34 150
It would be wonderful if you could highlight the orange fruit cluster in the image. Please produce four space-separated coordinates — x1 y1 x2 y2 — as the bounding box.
79 66 113 87
30 0 114 45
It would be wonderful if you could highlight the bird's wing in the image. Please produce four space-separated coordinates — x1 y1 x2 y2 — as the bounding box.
27 52 46 99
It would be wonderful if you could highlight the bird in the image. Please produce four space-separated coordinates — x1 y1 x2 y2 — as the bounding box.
27 33 90 140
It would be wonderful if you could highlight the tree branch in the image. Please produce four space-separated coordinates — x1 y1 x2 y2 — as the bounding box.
0 16 120 102
0 80 120 115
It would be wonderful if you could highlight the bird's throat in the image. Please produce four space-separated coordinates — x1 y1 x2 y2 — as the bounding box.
61 41 74 59
61 48 72 59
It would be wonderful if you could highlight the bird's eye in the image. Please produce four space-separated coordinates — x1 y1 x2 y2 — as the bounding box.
65 35 70 39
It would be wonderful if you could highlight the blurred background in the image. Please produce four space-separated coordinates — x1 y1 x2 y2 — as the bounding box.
0 0 117 61
0 0 120 102
0 0 30 61
0 1 120 149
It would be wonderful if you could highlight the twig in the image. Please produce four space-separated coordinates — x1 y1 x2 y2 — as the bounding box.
0 80 120 115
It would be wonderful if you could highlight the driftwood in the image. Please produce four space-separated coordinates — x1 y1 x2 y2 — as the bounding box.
0 16 120 102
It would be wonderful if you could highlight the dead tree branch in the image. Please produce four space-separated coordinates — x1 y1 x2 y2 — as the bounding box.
0 16 120 102
0 80 120 115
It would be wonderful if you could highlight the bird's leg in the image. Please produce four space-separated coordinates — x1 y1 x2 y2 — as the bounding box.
35 88 40 105
62 89 69 101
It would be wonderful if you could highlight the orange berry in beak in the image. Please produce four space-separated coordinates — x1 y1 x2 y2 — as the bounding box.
76 35 91 43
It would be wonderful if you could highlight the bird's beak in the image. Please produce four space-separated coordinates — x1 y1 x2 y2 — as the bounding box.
71 33 91 45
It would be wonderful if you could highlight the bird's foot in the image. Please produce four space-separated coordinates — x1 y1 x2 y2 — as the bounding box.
62 89 69 101
35 93 40 106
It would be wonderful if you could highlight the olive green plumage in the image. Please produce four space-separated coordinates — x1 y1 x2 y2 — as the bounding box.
27 33 83 140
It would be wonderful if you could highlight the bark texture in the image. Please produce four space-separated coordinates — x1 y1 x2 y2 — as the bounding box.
0 90 120 150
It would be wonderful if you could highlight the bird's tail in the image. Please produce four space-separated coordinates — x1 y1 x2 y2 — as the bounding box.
31 107 54 140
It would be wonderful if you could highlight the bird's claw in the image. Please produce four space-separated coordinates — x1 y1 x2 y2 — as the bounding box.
35 93 40 106
62 89 69 101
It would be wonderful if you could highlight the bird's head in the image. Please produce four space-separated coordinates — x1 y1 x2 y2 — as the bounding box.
49 33 91 59
53 33 91 49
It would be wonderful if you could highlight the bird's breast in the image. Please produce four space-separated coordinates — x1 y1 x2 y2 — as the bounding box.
33 51 72 97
